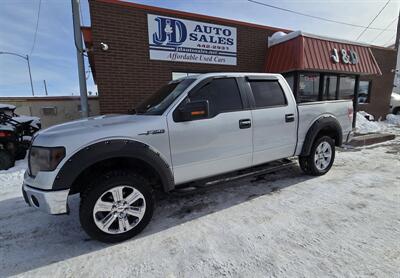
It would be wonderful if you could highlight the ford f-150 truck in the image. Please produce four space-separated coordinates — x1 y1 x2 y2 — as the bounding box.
22 73 353 243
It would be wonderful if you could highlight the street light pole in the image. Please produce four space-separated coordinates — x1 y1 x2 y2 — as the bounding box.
0 51 35 96
26 55 34 96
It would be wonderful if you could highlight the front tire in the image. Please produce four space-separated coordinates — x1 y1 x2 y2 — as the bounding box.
79 170 154 243
299 136 335 176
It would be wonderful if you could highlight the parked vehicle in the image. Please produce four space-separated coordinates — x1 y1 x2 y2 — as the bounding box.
390 92 400 115
0 104 41 170
22 73 353 242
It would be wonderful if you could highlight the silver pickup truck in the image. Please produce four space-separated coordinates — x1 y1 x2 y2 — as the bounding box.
22 72 353 242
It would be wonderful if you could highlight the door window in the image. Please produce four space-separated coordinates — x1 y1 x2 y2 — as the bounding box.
358 80 371 104
249 80 287 108
190 78 243 117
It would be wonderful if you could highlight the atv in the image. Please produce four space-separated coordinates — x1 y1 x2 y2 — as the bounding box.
0 104 41 170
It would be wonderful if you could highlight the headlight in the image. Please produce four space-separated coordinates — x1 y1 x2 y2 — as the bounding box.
29 146 66 177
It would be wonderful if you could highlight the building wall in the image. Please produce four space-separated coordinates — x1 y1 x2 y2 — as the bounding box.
359 47 396 119
0 96 100 128
89 0 396 119
89 0 284 114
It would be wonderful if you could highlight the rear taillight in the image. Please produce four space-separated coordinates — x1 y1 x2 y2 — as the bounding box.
348 107 354 121
0 131 12 137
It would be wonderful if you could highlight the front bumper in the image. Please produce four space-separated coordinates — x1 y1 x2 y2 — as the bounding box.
22 183 70 215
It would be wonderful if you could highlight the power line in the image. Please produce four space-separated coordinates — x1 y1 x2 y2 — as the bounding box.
29 0 42 56
371 17 398 43
355 0 391 41
248 0 394 31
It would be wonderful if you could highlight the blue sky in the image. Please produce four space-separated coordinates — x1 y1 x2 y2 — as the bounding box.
0 0 399 96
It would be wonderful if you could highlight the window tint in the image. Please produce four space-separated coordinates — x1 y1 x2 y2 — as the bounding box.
322 75 337 100
358 80 371 104
298 73 320 103
249 80 287 108
190 78 243 117
339 75 356 100
136 78 195 115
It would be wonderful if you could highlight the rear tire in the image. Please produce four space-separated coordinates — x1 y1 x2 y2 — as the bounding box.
79 170 154 243
0 149 15 170
299 136 335 176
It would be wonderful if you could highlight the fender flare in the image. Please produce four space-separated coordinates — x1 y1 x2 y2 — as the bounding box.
52 140 174 192
301 116 343 156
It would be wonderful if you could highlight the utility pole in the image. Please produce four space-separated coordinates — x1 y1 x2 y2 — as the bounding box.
43 80 48 95
393 11 400 94
71 0 89 117
395 10 400 50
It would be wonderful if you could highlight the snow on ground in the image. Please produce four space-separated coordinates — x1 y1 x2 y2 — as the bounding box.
356 112 400 135
0 131 399 277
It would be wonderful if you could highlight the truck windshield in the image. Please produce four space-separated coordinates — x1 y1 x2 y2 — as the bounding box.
135 78 195 115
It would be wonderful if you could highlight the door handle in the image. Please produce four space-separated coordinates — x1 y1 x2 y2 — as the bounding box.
285 114 295 122
239 119 251 129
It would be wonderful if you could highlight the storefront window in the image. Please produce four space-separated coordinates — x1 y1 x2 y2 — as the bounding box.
298 73 320 103
322 75 337 101
339 75 356 100
358 80 371 104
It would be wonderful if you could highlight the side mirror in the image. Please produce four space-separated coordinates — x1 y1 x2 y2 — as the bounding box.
178 100 209 121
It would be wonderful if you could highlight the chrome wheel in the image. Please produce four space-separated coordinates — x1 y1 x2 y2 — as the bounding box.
314 141 332 171
93 185 146 234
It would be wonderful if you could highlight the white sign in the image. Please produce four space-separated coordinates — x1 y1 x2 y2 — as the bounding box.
147 14 237 65
331 48 359 65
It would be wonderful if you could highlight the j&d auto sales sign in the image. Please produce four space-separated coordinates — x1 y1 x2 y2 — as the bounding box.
147 14 237 65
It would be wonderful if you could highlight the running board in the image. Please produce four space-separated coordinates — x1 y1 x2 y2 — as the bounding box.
173 158 298 194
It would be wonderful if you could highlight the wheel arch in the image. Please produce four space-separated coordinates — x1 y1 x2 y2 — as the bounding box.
52 139 174 193
301 116 342 156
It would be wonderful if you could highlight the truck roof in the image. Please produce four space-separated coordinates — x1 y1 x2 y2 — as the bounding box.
174 72 282 82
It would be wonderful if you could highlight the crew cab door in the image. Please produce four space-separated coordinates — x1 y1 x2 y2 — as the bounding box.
245 76 297 165
167 77 253 185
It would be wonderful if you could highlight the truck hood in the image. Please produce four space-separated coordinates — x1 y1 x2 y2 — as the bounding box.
33 114 165 147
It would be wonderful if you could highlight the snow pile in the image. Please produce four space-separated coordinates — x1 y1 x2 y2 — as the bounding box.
355 112 383 134
358 111 374 121
386 114 400 126
0 159 26 199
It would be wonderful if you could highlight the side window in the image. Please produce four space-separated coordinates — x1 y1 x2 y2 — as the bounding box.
249 80 287 108
190 78 243 117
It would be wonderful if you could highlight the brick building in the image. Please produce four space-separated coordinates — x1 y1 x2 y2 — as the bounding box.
84 0 397 119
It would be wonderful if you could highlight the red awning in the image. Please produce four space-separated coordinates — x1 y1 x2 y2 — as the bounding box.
265 33 382 75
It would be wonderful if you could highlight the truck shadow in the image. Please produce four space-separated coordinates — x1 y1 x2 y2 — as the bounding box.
0 164 315 276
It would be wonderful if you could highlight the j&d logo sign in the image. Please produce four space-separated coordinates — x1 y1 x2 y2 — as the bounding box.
331 48 359 65
152 17 187 46
148 14 237 65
